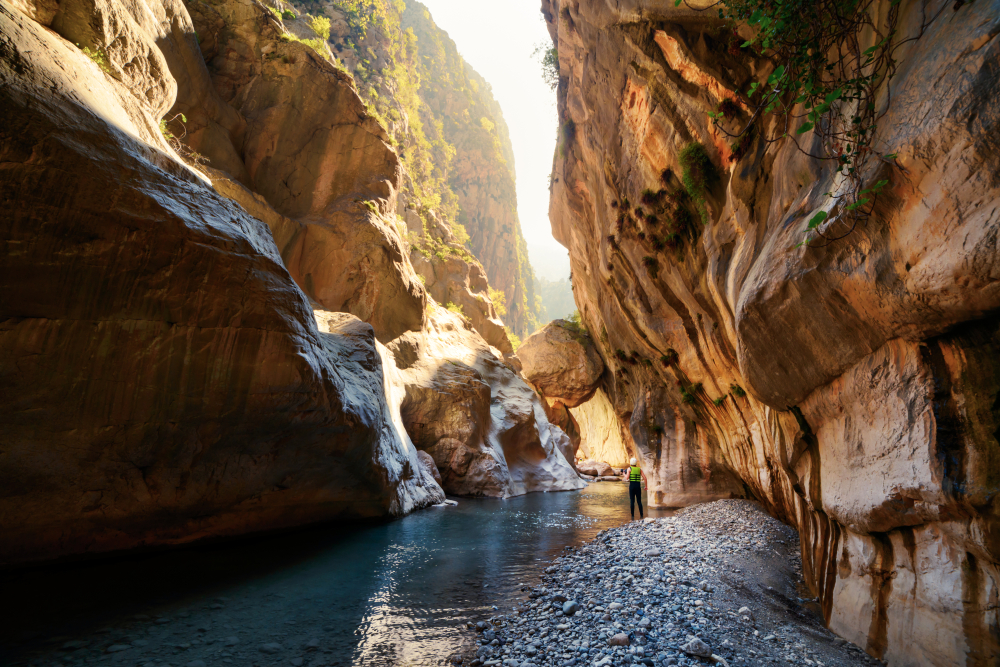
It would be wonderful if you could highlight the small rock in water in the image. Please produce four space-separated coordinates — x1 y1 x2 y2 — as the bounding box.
290 658 304 666
258 643 283 654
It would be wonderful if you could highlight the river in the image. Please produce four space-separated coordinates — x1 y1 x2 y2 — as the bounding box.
1 482 672 666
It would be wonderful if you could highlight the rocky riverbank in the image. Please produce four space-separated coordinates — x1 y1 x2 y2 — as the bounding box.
461 500 883 667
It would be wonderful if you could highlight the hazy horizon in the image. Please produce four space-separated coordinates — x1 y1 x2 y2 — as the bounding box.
418 0 570 282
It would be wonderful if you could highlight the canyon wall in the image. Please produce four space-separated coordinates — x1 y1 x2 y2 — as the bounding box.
0 0 581 566
543 0 1000 664
305 0 544 338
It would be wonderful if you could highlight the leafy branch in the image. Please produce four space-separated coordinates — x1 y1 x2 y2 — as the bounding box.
676 0 941 246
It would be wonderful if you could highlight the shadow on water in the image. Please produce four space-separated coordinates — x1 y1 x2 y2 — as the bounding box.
0 483 673 666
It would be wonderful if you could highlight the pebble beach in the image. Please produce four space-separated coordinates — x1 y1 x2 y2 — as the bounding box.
460 500 884 667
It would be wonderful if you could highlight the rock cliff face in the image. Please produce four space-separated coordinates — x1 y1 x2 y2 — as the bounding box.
544 0 1000 664
0 0 442 565
0 0 581 565
309 0 544 338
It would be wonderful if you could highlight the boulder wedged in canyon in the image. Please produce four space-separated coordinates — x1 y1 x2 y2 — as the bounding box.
544 0 1000 663
520 319 604 408
0 2 443 565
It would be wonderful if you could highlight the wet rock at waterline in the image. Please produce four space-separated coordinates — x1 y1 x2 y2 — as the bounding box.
462 501 877 667
545 0 1000 663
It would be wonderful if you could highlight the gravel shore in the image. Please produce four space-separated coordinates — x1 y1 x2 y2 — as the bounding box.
461 500 882 667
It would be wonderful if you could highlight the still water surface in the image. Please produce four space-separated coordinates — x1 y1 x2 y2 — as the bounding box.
1 483 672 666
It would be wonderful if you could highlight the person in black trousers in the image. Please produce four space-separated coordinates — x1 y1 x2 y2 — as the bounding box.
625 457 647 519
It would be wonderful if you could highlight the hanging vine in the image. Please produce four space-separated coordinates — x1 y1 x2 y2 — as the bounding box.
676 0 946 246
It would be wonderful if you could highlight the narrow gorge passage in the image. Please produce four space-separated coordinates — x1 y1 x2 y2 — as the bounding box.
2 0 999 666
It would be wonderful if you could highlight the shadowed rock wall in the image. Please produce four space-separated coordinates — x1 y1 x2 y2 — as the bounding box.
0 0 443 565
544 0 1000 664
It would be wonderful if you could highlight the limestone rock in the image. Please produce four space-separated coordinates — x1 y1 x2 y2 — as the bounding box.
416 451 443 488
519 320 604 407
577 460 614 478
177 0 424 342
393 307 585 498
0 5 442 564
569 388 630 467
543 0 1000 664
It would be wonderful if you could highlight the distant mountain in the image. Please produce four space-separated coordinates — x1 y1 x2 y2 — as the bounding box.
536 276 576 324
528 242 571 282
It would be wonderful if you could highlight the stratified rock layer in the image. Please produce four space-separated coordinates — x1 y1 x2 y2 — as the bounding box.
544 0 1000 664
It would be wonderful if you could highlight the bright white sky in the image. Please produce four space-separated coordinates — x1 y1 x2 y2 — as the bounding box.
419 0 571 281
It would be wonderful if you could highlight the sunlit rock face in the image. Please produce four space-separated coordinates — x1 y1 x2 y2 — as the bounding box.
393 308 585 498
0 3 443 566
544 0 1000 663
569 389 630 469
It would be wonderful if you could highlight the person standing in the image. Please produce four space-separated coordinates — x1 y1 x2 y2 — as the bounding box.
626 457 647 520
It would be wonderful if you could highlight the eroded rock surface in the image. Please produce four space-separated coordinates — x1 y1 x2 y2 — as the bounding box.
0 0 579 566
544 0 1000 664
392 308 584 498
0 3 442 565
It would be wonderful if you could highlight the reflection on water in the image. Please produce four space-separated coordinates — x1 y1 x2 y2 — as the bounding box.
1 482 671 666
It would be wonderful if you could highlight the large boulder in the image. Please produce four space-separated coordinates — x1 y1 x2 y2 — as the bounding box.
578 460 614 477
392 306 586 497
519 320 604 407
0 6 442 565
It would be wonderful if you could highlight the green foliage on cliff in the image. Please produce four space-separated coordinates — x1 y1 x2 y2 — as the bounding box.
488 287 508 317
307 15 331 40
81 45 111 74
532 44 559 91
678 142 717 223
699 0 905 244
310 0 544 337
560 310 589 341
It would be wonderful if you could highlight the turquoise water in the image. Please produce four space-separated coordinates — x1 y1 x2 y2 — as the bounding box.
1 483 671 666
